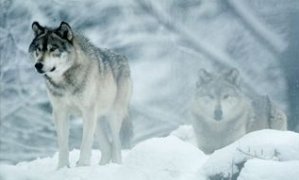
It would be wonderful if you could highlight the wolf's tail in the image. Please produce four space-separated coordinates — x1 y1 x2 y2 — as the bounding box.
120 115 133 149
266 96 288 130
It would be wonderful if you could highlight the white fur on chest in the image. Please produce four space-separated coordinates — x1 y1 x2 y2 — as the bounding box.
47 68 117 116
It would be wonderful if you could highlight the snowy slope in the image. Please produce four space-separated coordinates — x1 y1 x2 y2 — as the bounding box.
1 129 299 180
0 136 207 180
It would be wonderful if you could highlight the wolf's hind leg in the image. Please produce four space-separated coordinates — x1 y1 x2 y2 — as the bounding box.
108 71 132 163
95 119 112 165
108 113 123 164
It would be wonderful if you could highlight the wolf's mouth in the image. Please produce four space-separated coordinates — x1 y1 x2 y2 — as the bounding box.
50 67 56 72
36 69 45 74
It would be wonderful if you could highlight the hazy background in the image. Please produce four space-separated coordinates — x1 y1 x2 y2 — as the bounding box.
0 0 298 164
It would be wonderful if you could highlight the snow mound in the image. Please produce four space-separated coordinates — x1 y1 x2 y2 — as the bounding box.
1 128 299 180
0 150 133 180
199 129 299 179
0 136 207 180
238 159 299 180
125 136 207 180
170 125 197 146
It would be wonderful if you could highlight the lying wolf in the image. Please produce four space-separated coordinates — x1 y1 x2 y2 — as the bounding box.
29 21 133 168
192 68 287 154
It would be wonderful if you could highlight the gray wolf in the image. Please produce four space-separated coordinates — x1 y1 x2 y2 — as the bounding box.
191 68 287 154
28 21 133 168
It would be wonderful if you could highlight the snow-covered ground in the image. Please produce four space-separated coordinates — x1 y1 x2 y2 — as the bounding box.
1 127 298 180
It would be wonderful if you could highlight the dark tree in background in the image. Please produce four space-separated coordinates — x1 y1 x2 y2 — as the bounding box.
281 11 299 131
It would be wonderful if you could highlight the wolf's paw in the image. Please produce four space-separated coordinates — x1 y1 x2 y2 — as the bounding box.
99 157 111 165
56 163 70 170
111 157 122 164
76 160 90 167
209 173 230 180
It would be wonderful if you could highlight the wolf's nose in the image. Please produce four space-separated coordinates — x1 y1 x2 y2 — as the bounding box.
35 63 43 72
214 109 223 121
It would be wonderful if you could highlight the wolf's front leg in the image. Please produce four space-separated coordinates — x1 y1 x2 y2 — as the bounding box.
77 108 97 166
53 110 70 169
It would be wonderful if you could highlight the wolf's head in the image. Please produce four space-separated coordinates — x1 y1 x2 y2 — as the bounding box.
29 21 75 76
194 68 245 122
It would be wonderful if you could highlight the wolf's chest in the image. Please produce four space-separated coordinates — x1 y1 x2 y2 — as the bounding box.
45 75 86 97
49 91 85 115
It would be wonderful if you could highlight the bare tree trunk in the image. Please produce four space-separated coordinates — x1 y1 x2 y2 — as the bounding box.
281 11 299 131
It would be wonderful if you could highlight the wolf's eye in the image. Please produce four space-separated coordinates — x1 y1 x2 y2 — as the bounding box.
35 48 41 56
49 47 57 52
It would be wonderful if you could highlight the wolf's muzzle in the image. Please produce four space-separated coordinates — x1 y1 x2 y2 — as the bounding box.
35 63 44 73
214 108 223 121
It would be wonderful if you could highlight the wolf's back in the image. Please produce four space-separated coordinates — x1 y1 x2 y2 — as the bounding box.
97 48 130 80
74 32 130 81
248 95 287 131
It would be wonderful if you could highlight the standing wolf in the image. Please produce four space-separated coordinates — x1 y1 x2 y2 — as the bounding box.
28 21 132 168
192 68 287 154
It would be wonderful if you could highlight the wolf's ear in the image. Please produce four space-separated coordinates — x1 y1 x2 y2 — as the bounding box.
56 21 73 41
196 69 212 88
225 68 240 85
32 21 44 36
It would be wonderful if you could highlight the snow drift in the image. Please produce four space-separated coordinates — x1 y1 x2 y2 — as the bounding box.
1 128 298 180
